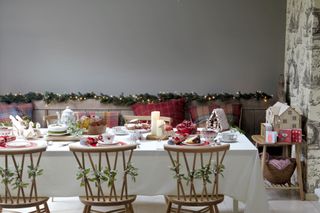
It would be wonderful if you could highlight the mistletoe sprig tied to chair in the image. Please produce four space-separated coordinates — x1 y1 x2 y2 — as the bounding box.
164 144 230 213
70 143 138 213
0 145 49 213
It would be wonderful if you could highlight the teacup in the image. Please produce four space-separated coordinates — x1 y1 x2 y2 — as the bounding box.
102 131 115 144
129 130 143 142
221 132 237 141
201 129 218 143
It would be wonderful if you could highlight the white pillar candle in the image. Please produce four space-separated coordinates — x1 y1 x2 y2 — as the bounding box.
151 111 160 135
156 120 165 137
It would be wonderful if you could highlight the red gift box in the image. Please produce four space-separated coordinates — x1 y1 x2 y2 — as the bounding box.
278 129 292 143
292 129 302 143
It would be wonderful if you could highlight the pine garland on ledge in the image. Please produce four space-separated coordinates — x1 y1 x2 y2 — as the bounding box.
0 91 273 105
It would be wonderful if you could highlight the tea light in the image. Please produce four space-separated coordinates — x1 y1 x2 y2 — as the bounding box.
156 120 165 137
151 111 160 135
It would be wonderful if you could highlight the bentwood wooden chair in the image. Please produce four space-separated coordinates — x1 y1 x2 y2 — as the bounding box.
0 144 49 213
164 144 230 213
123 115 172 125
43 115 58 127
69 143 138 213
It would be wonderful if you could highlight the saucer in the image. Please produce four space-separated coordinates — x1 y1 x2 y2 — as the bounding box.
97 141 120 146
112 126 129 135
182 141 206 146
6 141 31 148
220 138 238 143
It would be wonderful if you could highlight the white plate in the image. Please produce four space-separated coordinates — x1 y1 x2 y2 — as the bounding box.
97 141 120 146
220 139 238 143
47 132 70 136
182 141 206 146
6 141 30 148
127 129 150 134
112 127 129 135
48 124 68 132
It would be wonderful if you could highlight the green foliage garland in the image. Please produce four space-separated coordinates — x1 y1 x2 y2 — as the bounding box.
0 91 273 105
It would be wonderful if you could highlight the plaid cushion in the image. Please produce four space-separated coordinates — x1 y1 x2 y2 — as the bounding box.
100 111 119 128
15 103 33 119
131 98 185 126
0 103 18 123
189 101 242 127
75 111 120 128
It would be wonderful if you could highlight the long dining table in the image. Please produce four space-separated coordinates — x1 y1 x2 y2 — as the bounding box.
20 130 270 213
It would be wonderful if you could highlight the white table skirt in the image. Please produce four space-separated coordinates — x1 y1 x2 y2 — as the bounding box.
1 132 270 213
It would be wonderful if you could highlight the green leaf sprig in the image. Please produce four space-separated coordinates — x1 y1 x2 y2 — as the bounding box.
125 162 138 182
27 165 43 178
0 167 14 185
76 167 90 187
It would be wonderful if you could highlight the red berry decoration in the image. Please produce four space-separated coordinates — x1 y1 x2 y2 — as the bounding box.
176 120 197 134
86 137 98 145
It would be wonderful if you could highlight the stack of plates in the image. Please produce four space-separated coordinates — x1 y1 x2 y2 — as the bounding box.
47 124 69 136
45 124 81 141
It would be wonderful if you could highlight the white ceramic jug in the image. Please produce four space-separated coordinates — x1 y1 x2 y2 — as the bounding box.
60 106 75 125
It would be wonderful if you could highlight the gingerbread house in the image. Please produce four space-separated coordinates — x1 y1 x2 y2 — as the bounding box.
266 102 301 132
206 108 230 132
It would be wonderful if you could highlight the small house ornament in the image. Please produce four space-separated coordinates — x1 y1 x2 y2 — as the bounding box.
266 102 301 132
206 108 230 132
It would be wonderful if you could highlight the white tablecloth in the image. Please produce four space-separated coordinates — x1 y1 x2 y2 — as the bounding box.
29 132 269 213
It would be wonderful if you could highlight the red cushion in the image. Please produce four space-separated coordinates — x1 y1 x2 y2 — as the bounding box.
131 99 185 126
189 101 242 127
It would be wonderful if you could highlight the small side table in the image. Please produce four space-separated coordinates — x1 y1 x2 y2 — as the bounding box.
251 135 305 200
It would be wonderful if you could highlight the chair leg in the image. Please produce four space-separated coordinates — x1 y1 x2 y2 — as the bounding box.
213 205 219 213
166 201 172 213
177 205 181 213
36 205 41 212
129 203 134 213
44 202 50 213
209 205 214 213
87 205 91 213
83 205 88 213
125 204 130 212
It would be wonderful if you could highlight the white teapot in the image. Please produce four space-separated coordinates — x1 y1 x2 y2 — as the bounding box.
60 106 75 125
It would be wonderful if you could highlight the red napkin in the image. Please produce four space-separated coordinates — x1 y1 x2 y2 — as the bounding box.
0 136 16 147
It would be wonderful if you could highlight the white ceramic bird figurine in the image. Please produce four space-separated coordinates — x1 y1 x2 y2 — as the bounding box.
23 122 36 139
9 115 22 137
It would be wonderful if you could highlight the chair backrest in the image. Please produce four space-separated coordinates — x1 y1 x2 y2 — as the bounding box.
43 115 58 127
0 145 47 205
163 144 230 201
123 115 172 125
69 144 137 202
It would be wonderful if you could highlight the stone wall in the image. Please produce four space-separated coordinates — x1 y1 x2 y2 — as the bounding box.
285 0 320 193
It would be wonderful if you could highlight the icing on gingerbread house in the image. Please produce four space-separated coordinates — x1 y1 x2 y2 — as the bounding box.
266 102 301 132
206 108 230 132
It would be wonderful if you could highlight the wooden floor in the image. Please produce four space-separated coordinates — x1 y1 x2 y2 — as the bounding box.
1 191 320 213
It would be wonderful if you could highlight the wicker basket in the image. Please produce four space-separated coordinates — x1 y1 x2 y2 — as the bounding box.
263 155 296 184
87 125 106 135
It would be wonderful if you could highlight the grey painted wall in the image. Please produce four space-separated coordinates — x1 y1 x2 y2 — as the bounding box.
0 0 286 95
